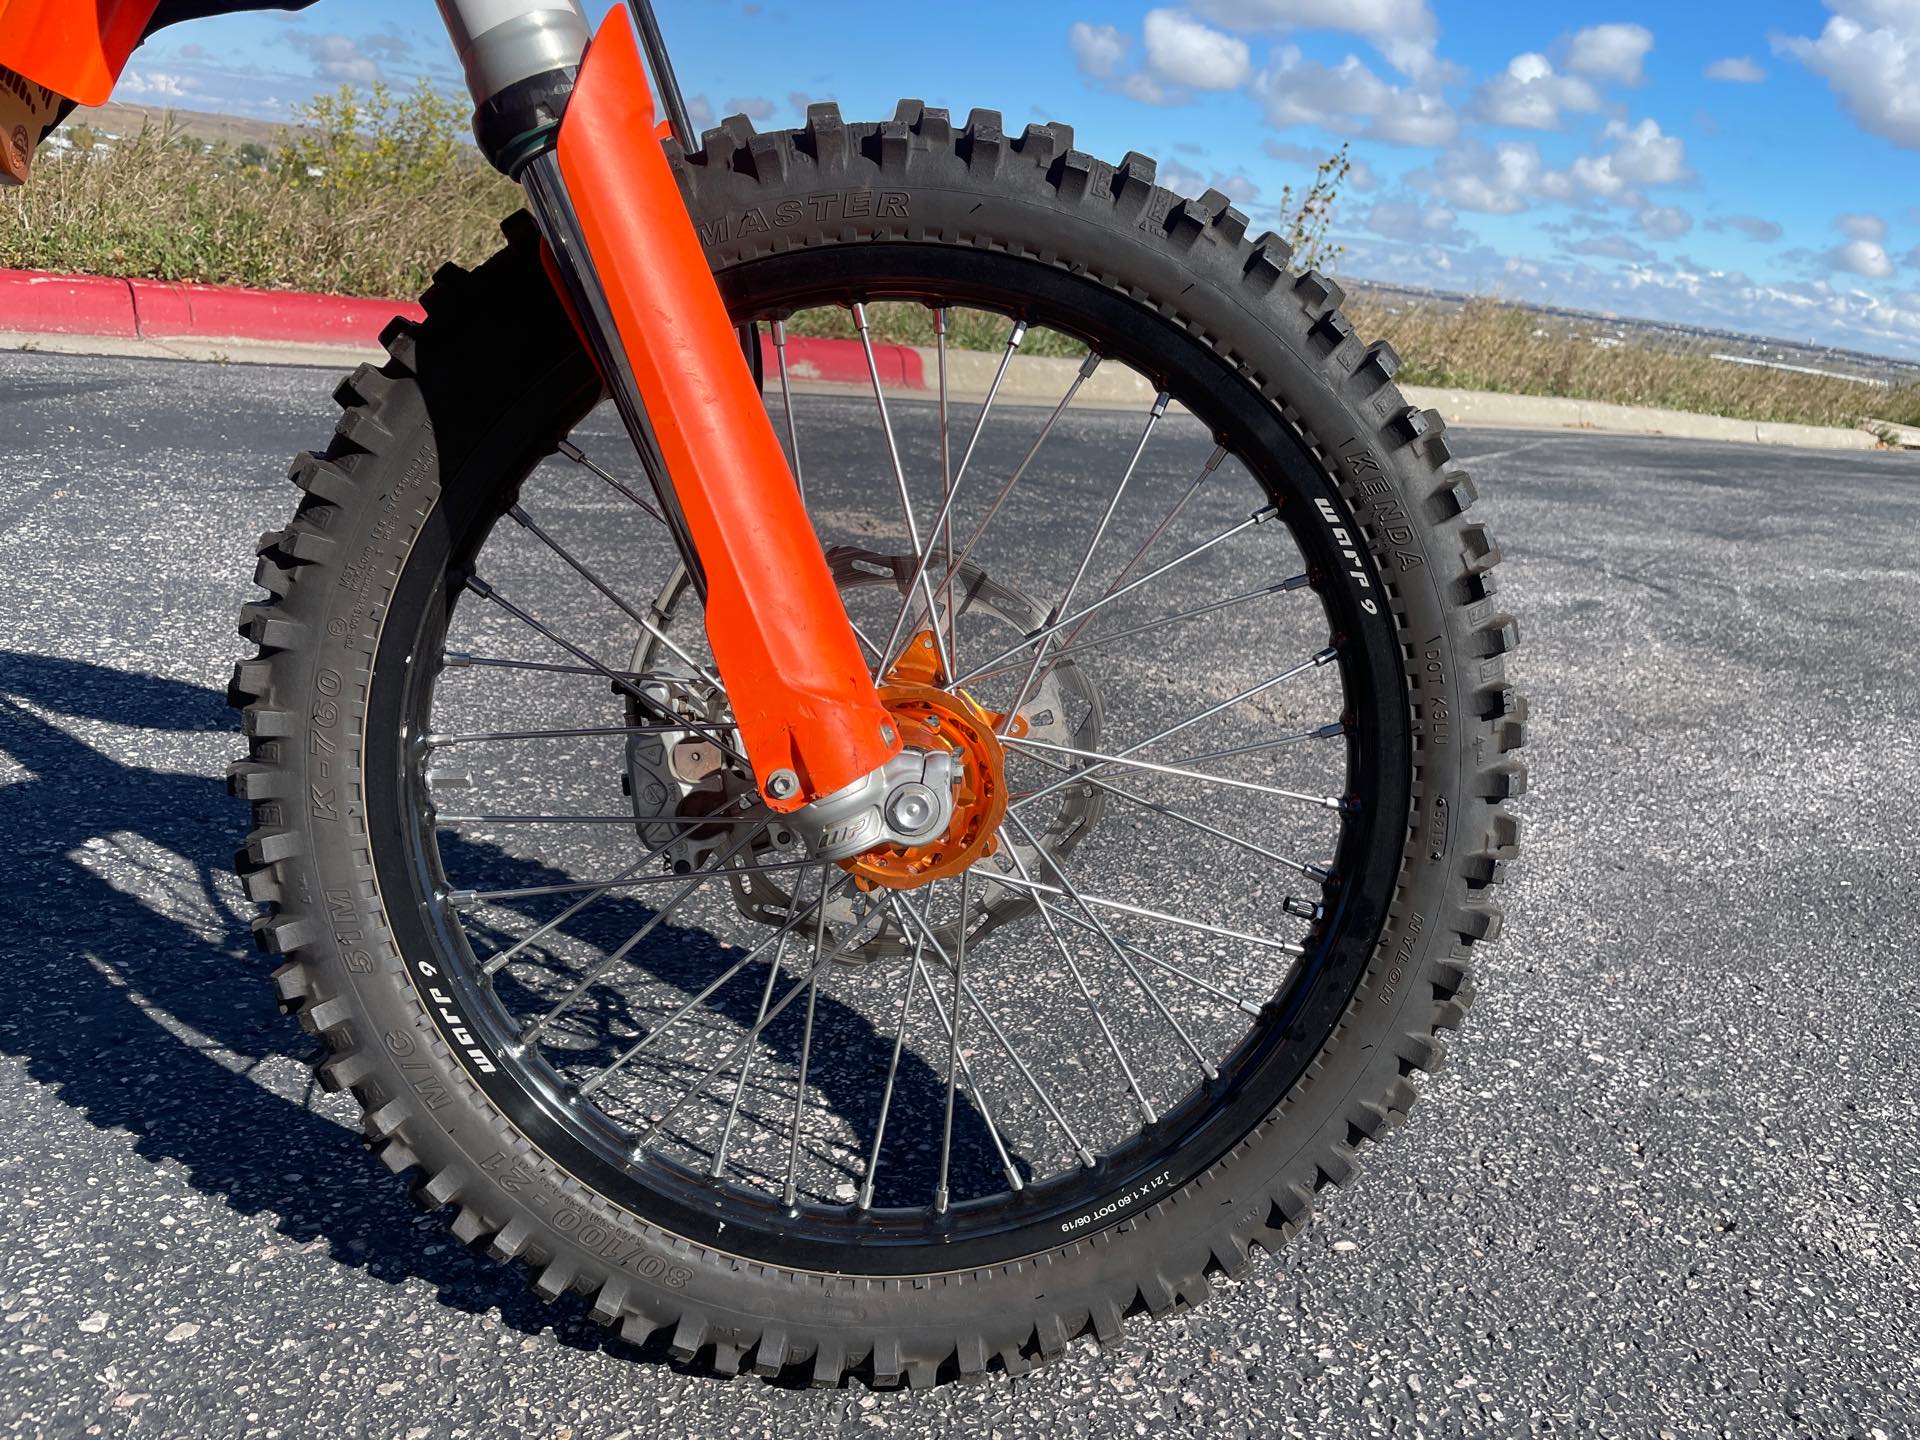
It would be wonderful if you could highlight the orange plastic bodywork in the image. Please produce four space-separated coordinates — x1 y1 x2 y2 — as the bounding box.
556 10 899 810
0 0 161 106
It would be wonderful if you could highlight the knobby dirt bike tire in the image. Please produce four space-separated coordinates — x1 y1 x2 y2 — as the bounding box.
228 102 1525 1387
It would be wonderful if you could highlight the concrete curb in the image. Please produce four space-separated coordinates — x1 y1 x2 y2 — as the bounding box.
0 268 423 348
0 267 1901 452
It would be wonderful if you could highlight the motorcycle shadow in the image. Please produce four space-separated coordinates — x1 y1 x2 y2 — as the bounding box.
0 649 1007 1378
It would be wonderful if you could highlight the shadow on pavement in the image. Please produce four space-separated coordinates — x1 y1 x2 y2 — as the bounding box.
0 650 1001 1371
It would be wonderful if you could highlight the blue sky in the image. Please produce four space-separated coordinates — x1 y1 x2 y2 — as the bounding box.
118 1 1920 357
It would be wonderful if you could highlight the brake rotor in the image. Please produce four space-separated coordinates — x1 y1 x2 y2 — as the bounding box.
627 548 1105 960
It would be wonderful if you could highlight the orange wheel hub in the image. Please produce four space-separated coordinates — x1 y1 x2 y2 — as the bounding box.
842 631 1025 891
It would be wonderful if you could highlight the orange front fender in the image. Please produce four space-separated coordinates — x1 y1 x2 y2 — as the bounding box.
0 0 163 107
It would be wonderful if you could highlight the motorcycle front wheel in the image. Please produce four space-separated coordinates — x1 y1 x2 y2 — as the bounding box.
229 102 1524 1385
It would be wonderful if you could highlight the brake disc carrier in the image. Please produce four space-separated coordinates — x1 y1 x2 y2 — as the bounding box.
627 547 1105 961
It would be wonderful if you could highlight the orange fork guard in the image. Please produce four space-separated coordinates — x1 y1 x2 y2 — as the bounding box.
556 10 901 810
0 0 162 107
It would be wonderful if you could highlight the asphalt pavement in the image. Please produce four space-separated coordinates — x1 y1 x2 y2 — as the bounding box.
1 348 1916 1439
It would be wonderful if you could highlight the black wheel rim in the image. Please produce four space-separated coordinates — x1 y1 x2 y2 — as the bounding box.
367 245 1409 1273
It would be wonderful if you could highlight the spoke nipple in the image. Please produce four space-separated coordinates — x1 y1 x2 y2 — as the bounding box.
556 438 585 463
1314 645 1340 665
933 1185 949 1215
1316 722 1346 739
1078 1149 1098 1169
1251 504 1280 524
1009 320 1028 347
443 889 477 910
1239 1000 1266 1018
1280 572 1313 592
464 575 494 599
1008 1172 1025 1192
1150 391 1171 418
1077 352 1103 379
443 652 471 669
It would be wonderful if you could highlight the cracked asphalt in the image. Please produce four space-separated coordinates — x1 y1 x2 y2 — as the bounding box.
1 348 1917 1438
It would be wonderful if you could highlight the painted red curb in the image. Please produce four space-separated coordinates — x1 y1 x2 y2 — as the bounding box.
0 267 424 347
130 279 424 346
0 270 140 337
0 268 923 387
758 331 927 390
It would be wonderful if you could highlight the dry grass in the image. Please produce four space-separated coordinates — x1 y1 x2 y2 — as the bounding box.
5 97 1914 433
0 93 518 298
1351 297 1920 431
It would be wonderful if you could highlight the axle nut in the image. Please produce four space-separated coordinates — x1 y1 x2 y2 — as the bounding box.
765 768 801 801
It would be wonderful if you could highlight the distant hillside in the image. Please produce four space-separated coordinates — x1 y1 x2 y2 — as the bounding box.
66 101 293 151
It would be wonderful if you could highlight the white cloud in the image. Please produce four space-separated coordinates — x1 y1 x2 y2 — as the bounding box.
1363 199 1471 246
1565 22 1654 85
1143 9 1252 90
1826 238 1895 278
1190 0 1443 78
1069 21 1132 81
118 69 197 99
1837 212 1888 242
1705 55 1766 83
285 32 383 87
1419 140 1570 214
1252 46 1457 146
1778 2 1920 149
1473 52 1604 130
1564 233 1656 264
1706 214 1785 243
1069 20 1180 104
1637 205 1693 240
1571 117 1692 199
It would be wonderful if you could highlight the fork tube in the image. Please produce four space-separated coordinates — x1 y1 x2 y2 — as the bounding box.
435 1 903 811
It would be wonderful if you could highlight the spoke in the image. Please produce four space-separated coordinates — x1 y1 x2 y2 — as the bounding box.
438 812 774 826
1026 893 1269 1019
1007 646 1338 812
507 504 721 691
781 879 832 1208
986 867 1306 957
933 872 969 1212
873 317 1027 679
853 302 953 683
895 897 1094 1170
940 351 1104 615
1168 721 1347 768
1003 391 1171 728
947 506 1276 690
520 825 763 1046
1010 744 1332 882
443 653 677 682
1006 814 1217 1082
479 851 661 978
1000 840 1157 1124
1022 446 1227 701
856 919 930 1209
771 319 805 502
576 870 851 1099
556 438 667 528
425 723 734 748
709 875 808 1178
462 577 747 766
621 890 890 1149
962 574 1309 683
1006 735 1344 811
934 308 959 667
446 848 834 909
